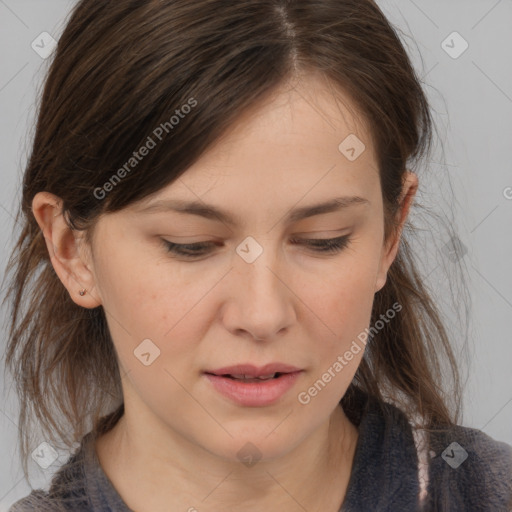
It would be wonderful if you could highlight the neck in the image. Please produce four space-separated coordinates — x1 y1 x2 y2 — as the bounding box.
96 403 358 512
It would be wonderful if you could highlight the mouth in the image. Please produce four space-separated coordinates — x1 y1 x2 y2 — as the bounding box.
203 364 303 407
205 372 288 382
205 363 302 379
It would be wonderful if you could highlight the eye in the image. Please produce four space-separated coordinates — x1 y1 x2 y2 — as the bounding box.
162 240 217 258
290 235 352 254
162 235 353 259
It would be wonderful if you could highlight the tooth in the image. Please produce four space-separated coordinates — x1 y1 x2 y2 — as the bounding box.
229 373 276 380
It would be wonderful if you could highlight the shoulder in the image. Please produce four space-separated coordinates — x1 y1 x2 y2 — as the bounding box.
425 424 512 511
8 489 68 511
344 388 512 510
8 439 93 512
8 478 92 512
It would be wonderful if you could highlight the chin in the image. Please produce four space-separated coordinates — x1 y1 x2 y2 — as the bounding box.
205 426 305 466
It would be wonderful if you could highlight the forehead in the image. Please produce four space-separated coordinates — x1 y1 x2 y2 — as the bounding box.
199 72 374 163
134 73 380 221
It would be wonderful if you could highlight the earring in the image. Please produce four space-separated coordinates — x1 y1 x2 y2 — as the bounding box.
79 289 87 296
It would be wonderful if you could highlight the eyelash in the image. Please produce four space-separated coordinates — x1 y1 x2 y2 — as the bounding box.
162 235 352 259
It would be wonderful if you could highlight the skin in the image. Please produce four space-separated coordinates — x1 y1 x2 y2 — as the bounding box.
32 73 418 512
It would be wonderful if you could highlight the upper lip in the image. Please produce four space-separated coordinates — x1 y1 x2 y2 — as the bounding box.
205 363 302 378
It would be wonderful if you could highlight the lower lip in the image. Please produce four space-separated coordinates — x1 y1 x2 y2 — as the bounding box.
204 371 302 407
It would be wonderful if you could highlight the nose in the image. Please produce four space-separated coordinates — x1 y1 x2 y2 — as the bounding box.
221 244 296 342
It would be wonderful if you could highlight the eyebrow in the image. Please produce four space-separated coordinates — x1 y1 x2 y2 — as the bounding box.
138 196 370 226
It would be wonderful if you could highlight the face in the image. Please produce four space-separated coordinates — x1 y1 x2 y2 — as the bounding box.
35 73 416 464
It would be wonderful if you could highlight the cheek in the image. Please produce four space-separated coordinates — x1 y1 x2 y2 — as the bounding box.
94 236 200 335
299 250 380 399
306 254 379 341
296 276 374 409
92 245 209 384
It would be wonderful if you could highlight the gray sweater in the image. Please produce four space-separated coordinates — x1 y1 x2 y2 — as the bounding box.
9 387 512 511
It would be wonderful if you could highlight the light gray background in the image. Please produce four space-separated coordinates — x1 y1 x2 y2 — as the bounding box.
0 0 511 509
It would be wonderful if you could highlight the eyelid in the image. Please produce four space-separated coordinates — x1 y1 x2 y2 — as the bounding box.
161 233 353 259
290 231 351 238
162 227 351 241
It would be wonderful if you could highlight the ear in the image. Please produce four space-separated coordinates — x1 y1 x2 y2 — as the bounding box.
374 171 418 293
31 191 102 308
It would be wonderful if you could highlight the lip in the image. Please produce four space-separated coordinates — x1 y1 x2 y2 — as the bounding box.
205 363 302 378
204 371 303 407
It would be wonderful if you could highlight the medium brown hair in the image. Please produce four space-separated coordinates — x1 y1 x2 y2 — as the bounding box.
3 0 469 482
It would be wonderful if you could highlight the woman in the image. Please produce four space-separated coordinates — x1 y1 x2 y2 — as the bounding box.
4 0 512 510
